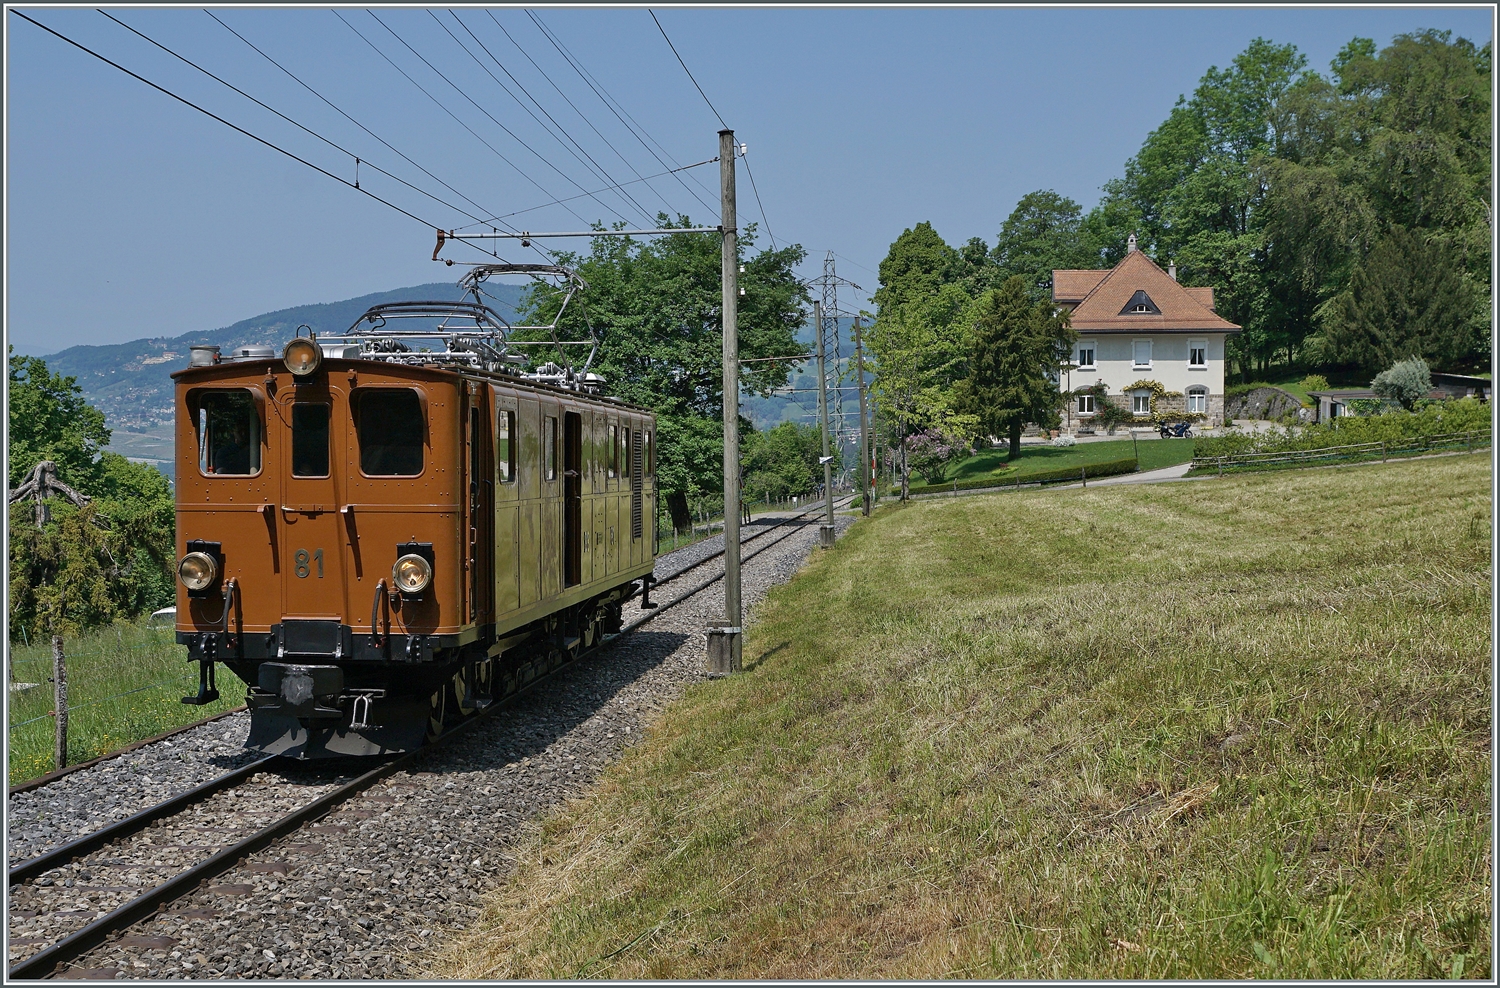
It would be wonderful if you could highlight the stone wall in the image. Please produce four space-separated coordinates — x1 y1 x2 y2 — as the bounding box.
1225 386 1311 422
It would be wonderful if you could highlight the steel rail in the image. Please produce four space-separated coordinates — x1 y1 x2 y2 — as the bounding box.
7 706 248 798
7 756 277 887
651 494 856 590
8 500 856 979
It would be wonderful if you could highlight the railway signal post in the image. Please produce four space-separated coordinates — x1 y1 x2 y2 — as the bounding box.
708 127 743 675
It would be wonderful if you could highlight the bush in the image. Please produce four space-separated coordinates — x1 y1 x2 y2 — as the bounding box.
1051 434 1077 447
1371 357 1432 411
1300 374 1330 391
1193 398 1489 460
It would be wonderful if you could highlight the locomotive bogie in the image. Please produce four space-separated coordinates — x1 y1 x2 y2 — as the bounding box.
172 355 656 758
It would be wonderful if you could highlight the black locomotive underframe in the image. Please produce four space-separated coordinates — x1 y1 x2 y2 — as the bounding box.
178 579 639 758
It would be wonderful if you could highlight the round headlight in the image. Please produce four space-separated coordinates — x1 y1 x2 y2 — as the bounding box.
392 553 432 594
283 338 322 377
178 551 218 591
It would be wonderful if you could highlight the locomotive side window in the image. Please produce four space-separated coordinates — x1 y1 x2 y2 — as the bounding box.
496 409 515 483
291 403 330 477
197 390 261 476
646 430 654 477
358 390 424 476
545 415 558 481
620 427 631 480
608 424 618 479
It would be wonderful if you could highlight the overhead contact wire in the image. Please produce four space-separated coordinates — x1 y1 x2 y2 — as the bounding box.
439 9 664 225
524 10 719 216
9 9 446 234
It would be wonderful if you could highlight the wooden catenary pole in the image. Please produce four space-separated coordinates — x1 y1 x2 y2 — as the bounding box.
52 636 68 771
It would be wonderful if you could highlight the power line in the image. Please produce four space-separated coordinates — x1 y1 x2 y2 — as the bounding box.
649 9 727 131
436 9 661 226
336 9 594 230
453 156 718 232
10 8 448 234
476 10 682 219
205 9 506 236
740 152 778 251
524 10 719 217
99 11 494 233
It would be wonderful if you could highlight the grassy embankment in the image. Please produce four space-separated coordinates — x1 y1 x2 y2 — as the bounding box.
7 619 240 786
908 437 1195 492
438 455 1491 979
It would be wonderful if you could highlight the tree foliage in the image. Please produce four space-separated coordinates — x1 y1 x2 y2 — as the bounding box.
517 219 810 528
741 422 824 500
956 277 1076 457
8 350 176 638
1371 356 1434 411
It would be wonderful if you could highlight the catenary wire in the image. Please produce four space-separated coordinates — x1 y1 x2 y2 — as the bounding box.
648 9 727 130
9 9 465 237
362 9 634 230
476 10 682 219
453 156 717 232
333 9 590 237
99 10 496 234
440 9 667 224
524 10 719 216
205 9 521 245
740 152 778 251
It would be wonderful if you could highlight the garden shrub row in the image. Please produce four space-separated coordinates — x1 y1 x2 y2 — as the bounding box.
904 456 1139 495
1193 398 1490 460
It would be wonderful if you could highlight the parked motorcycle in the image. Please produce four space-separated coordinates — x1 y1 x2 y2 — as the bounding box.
1158 421 1194 438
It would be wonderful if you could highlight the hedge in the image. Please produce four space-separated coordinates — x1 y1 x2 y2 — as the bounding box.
902 456 1139 496
1194 398 1490 459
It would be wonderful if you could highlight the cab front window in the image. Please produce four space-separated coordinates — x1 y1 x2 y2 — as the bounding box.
197 390 261 476
358 389 424 476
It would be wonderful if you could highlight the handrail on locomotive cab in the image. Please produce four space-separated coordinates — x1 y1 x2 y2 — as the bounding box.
370 578 388 648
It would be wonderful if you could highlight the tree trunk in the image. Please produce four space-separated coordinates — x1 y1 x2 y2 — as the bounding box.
666 489 692 534
899 433 909 502
1009 421 1022 460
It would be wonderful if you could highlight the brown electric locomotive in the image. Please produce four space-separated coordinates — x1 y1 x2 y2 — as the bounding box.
172 264 657 758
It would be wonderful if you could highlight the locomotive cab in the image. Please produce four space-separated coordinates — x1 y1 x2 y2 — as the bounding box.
174 316 656 759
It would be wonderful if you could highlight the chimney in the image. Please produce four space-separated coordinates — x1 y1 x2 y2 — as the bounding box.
1168 261 1177 281
1127 232 1138 254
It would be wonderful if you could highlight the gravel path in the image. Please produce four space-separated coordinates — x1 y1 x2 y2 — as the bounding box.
19 511 851 980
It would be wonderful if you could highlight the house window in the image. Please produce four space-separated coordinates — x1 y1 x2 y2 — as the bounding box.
1133 340 1152 369
1132 391 1152 415
1133 303 1151 312
1077 342 1096 369
1189 341 1207 368
1077 395 1095 414
1187 387 1207 414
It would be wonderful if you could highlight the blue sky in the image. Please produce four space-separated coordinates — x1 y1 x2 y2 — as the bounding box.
5 5 1493 354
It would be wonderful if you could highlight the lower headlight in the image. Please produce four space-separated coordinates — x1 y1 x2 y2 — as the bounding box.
392 553 432 594
178 552 218 591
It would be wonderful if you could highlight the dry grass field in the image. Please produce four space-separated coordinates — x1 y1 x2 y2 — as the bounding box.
436 455 1491 979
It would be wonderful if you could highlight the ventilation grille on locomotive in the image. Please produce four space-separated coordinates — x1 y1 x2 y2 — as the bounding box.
630 430 644 541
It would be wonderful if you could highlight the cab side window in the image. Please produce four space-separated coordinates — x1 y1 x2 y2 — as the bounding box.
545 415 558 481
197 390 261 476
358 390 424 476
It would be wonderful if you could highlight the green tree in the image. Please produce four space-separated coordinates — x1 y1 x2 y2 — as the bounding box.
957 276 1076 458
1371 356 1433 411
517 219 809 531
1319 226 1477 372
991 191 1101 302
8 351 177 638
741 422 823 501
872 222 961 312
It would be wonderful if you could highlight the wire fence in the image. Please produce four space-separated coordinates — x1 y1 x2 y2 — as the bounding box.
1191 429 1491 474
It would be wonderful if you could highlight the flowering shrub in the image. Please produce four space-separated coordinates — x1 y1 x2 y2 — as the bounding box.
905 429 970 484
1051 434 1077 447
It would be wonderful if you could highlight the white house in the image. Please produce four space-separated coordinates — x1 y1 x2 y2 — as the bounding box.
1053 235 1240 432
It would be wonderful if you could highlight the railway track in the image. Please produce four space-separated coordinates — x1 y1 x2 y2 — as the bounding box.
6 497 855 980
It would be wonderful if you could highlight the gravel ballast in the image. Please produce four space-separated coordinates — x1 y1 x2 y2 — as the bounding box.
9 511 853 980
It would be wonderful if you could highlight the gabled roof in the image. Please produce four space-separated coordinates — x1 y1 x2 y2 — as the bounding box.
1054 250 1240 334
1053 269 1109 304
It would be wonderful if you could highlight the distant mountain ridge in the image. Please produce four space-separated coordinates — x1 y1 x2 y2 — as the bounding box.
38 281 526 431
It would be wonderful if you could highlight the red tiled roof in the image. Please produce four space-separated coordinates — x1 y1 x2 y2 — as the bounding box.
1053 269 1109 303
1055 251 1240 334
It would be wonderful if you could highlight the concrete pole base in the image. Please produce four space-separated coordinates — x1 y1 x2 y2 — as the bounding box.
818 524 836 548
705 621 742 676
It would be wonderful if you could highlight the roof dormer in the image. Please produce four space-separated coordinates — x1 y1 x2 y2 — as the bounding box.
1119 290 1160 315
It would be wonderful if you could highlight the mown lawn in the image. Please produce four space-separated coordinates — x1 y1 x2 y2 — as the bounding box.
910 437 1194 491
7 618 241 786
436 456 1491 979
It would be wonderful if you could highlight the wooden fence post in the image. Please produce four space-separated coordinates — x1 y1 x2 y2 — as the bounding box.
52 636 68 771
1081 465 1087 488
1381 441 1386 464
1218 457 1224 478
